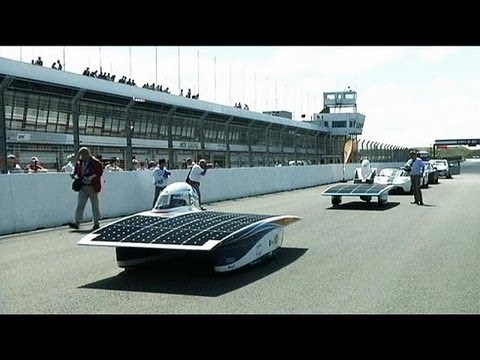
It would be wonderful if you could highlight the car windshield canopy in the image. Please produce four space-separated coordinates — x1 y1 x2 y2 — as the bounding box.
432 160 447 166
379 168 399 177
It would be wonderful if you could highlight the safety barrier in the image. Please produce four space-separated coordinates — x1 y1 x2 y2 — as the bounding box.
0 162 401 235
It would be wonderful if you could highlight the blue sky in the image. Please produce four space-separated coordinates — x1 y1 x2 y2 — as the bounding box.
1 46 478 148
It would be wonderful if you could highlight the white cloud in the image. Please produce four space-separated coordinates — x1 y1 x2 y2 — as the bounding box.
415 46 458 64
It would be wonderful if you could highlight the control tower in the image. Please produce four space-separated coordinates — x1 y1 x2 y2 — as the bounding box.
310 89 365 136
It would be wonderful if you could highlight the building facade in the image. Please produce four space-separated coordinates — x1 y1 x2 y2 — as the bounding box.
0 57 403 172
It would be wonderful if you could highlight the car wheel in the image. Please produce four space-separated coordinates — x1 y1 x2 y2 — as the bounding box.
331 196 342 206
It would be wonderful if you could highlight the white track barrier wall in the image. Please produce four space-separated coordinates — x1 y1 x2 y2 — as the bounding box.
0 162 401 235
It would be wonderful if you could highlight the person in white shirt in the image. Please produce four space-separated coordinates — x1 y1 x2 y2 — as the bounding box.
187 159 207 210
6 154 22 173
152 158 171 207
105 157 123 171
61 153 76 173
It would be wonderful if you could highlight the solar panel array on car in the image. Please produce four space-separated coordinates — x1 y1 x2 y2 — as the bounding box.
323 183 390 196
92 212 274 246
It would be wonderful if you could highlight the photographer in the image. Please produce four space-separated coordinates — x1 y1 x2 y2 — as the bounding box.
69 147 103 230
187 159 208 210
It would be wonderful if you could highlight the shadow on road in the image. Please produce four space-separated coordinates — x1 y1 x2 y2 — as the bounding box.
326 202 400 211
79 247 308 297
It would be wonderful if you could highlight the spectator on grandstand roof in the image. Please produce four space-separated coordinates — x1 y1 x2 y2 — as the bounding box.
179 89 183 96
57 60 62 70
52 62 57 69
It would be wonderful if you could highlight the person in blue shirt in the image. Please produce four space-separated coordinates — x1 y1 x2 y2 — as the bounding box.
152 158 171 207
404 150 425 205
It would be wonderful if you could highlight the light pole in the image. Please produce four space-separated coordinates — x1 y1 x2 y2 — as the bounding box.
214 56 216 101
177 46 181 93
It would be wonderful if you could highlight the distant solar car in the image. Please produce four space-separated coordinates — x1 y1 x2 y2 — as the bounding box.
374 167 428 192
78 182 300 272
322 183 393 206
374 168 412 193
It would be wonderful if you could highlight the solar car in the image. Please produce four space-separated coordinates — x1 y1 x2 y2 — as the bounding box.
423 161 439 184
429 159 451 178
374 167 428 193
78 182 300 272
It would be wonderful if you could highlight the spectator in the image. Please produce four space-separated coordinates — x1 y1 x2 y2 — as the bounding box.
187 89 191 98
187 159 207 210
105 157 123 171
24 156 47 173
61 153 76 173
404 150 425 206
185 157 194 169
57 60 62 70
179 89 184 96
35 57 43 66
51 62 57 69
152 158 171 207
69 147 103 231
147 160 156 170
6 154 22 173
132 158 140 171
82 67 90 76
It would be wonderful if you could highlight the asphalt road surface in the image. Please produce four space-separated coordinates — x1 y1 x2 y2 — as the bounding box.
1 160 479 314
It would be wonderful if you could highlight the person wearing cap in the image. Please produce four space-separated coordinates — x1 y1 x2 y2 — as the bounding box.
69 146 103 231
132 158 140 171
6 154 22 173
61 153 76 173
187 158 208 210
404 150 425 205
24 156 48 173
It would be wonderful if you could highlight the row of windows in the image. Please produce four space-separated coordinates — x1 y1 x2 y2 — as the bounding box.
3 90 328 149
